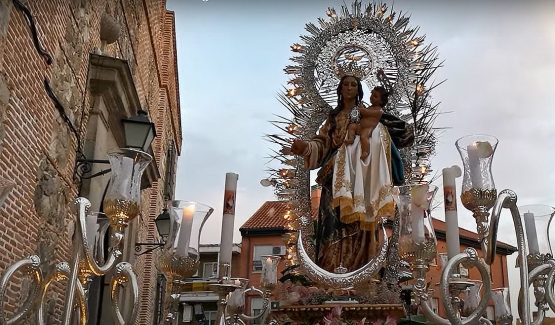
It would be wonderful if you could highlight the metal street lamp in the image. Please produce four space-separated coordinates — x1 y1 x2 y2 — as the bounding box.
122 110 157 152
155 208 171 240
74 110 157 186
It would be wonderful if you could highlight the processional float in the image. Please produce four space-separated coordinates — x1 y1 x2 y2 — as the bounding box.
255 1 553 325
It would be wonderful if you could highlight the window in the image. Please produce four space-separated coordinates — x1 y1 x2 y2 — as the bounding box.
163 141 177 201
251 298 264 325
204 311 217 325
202 262 218 279
182 305 193 322
253 246 274 271
153 275 166 325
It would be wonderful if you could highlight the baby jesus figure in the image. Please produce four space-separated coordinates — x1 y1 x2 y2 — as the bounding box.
344 86 389 160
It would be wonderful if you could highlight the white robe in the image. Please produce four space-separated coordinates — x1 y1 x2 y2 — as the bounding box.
331 123 394 230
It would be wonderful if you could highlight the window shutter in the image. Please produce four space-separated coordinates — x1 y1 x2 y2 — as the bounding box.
163 141 176 201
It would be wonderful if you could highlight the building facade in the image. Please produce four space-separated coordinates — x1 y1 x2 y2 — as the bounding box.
0 1 180 324
239 201 290 321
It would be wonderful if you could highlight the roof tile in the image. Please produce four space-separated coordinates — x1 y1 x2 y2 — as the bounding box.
240 201 290 230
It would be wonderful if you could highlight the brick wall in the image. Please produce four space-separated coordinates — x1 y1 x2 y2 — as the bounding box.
0 0 181 324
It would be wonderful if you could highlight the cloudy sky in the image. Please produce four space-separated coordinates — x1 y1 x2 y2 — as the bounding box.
167 0 555 316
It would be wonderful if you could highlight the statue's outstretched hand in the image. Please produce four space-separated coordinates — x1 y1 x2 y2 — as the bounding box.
290 139 308 156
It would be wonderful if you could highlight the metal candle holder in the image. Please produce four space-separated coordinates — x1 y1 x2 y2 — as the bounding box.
211 256 281 325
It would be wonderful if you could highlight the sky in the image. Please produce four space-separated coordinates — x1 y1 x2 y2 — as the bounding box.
166 0 555 318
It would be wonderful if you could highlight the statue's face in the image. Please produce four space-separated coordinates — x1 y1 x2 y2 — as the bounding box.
340 76 359 100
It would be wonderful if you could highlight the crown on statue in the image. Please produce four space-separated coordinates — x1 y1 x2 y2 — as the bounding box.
334 61 371 80
332 45 373 80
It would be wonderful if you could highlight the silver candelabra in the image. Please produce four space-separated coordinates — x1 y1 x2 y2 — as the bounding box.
0 148 151 325
209 255 280 325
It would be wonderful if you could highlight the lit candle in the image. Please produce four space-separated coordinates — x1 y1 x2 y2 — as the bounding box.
467 143 484 189
262 257 277 286
176 204 195 257
262 258 280 292
523 212 540 255
218 173 239 279
443 165 462 260
411 185 428 244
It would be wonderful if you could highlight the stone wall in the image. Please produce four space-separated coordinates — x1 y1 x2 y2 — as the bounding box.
0 0 181 324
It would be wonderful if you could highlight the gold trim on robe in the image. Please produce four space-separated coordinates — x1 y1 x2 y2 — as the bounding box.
331 123 395 230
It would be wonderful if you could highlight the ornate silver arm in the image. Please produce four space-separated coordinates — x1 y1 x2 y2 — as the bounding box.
440 248 492 325
37 262 87 325
75 198 122 277
414 248 492 325
235 287 269 323
488 189 530 325
518 259 555 325
544 260 555 312
110 262 139 325
485 190 516 265
0 255 42 325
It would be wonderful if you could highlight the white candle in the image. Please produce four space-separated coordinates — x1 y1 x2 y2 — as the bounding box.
262 257 277 285
176 204 195 257
524 212 540 254
218 173 239 278
411 205 425 243
467 143 484 189
443 165 462 260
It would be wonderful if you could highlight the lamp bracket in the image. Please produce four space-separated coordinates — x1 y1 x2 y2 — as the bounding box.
135 242 165 256
74 158 111 184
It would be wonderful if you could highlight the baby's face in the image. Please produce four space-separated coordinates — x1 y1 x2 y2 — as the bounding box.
370 90 382 106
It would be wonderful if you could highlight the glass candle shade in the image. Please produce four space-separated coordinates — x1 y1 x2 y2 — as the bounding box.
491 287 512 324
438 252 449 272
462 280 482 317
397 184 438 267
518 204 555 260
456 135 498 212
260 255 281 290
169 201 214 260
103 148 152 232
227 288 246 315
